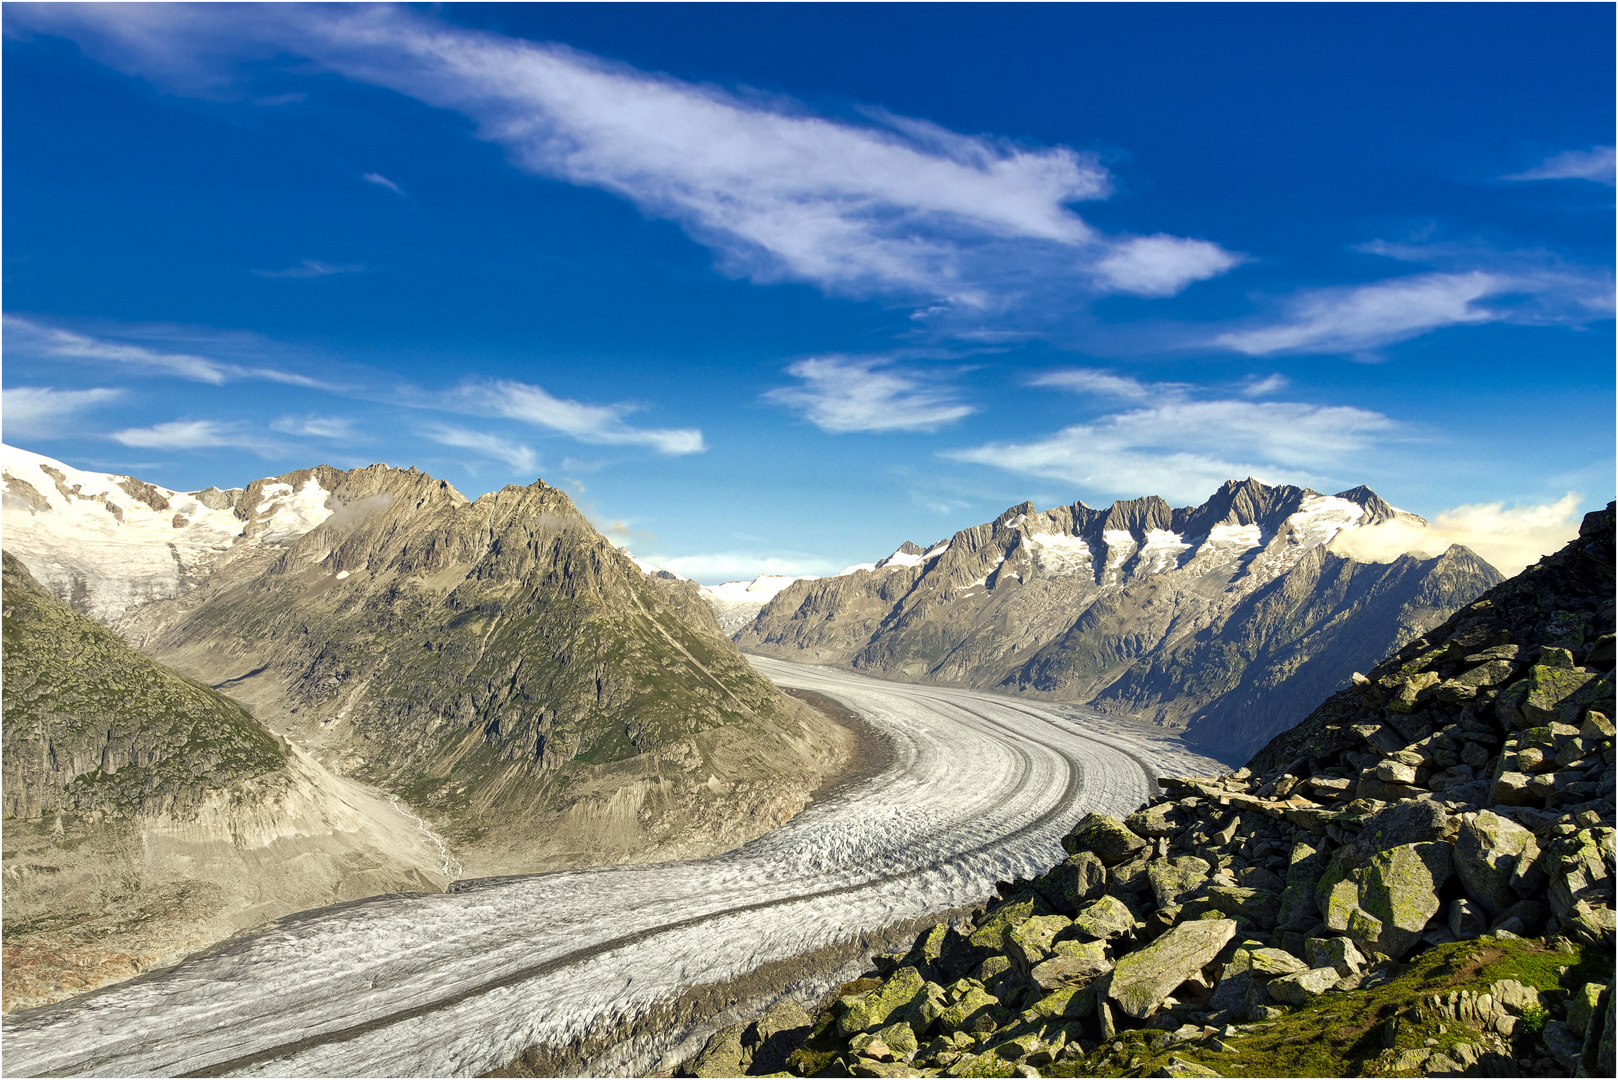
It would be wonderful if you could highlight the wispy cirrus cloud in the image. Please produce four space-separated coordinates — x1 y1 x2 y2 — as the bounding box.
2 386 125 438
109 419 281 455
252 258 366 279
12 3 1239 317
421 423 538 473
458 379 704 455
766 355 975 433
361 172 405 195
642 549 838 584
270 414 359 440
1504 145 1616 186
3 315 328 387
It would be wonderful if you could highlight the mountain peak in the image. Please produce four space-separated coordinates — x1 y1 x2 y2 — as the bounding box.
1333 484 1412 526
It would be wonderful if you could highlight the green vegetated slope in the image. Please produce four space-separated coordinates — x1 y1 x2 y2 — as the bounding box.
681 504 1615 1078
1 550 285 819
146 464 846 869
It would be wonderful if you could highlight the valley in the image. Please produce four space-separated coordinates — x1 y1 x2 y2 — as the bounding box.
0 658 1220 1077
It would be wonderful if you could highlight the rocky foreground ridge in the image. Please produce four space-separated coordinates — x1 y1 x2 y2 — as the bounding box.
683 503 1615 1078
738 480 1503 763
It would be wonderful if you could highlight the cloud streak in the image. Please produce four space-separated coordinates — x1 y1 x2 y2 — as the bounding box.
421 424 538 473
4 315 328 387
1504 146 1616 186
252 259 366 279
458 379 704 455
765 355 975 433
14 3 1239 315
2 386 124 438
109 419 280 455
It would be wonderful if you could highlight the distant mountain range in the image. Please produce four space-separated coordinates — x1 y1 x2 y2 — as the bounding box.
734 479 1503 762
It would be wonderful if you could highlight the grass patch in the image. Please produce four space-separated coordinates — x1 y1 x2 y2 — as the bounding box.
1049 937 1594 1078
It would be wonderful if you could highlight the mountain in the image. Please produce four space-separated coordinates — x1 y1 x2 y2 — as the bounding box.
737 480 1502 761
700 574 823 634
682 503 1615 1080
2 447 852 882
1 551 449 1011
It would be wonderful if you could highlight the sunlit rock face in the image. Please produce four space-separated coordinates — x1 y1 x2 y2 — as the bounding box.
738 478 1502 762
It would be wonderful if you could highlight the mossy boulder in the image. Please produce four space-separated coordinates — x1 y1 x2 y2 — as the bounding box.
1005 913 1071 974
1071 894 1136 941
1064 812 1148 866
1148 856 1211 909
1032 851 1106 913
839 966 927 1037
1454 810 1542 918
1109 918 1236 1019
1354 842 1454 959
968 893 1054 951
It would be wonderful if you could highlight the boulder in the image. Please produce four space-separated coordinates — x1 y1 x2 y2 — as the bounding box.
1275 842 1326 931
1491 771 1539 806
1448 898 1489 939
1267 966 1341 1005
969 894 1055 951
750 998 815 1074
1454 810 1543 918
1064 813 1148 866
1246 947 1309 977
1149 856 1212 909
1340 801 1450 872
938 986 1005 1036
1071 895 1136 941
1352 842 1454 958
1206 886 1283 931
1520 665 1601 727
688 1022 748 1077
1304 936 1366 976
1033 852 1107 913
1030 941 1112 990
1006 915 1072 974
1128 803 1185 839
1026 985 1095 1021
1109 918 1236 1019
1542 829 1615 920
841 967 927 1037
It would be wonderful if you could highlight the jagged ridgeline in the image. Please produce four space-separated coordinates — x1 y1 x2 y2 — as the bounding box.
1 551 285 819
140 463 847 870
687 505 1614 1079
739 480 1502 763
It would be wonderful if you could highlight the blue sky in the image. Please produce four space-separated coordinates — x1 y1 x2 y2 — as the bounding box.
3 2 1612 582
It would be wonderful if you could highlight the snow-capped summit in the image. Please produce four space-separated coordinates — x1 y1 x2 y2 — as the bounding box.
697 573 820 633
1 444 341 623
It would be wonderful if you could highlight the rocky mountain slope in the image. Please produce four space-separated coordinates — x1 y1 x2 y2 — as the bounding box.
701 574 822 634
738 480 1502 762
1 552 449 1011
686 502 1615 1079
2 447 852 881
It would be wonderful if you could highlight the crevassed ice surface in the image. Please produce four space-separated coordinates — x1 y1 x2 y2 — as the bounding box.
1 658 1220 1079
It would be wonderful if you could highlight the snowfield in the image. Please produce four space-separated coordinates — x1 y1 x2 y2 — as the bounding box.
0 658 1220 1078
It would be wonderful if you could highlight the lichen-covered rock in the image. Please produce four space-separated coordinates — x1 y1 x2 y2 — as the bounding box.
1247 947 1309 977
1491 770 1538 806
1206 886 1282 931
688 1022 749 1077
1109 918 1236 1019
938 986 1006 1036
1127 803 1184 839
840 967 927 1037
1266 966 1341 1004
1455 810 1543 918
1005 914 1071 974
1275 842 1326 931
1148 856 1211 909
1071 894 1136 941
1304 936 1366 976
1064 813 1148 866
1519 665 1601 727
1032 852 1106 913
1031 940 1111 990
1352 842 1454 958
969 893 1054 951
1025 985 1095 1021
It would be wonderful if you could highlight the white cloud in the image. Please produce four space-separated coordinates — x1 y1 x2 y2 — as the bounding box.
361 172 404 195
1240 373 1289 397
271 415 358 439
647 550 837 584
421 424 538 473
1212 272 1503 356
1328 493 1583 577
1505 146 1616 186
252 259 365 279
459 379 704 455
109 419 276 454
1029 368 1192 403
2 386 124 438
1093 235 1243 298
3 315 327 386
765 355 975 433
945 399 1396 504
13 4 1239 310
